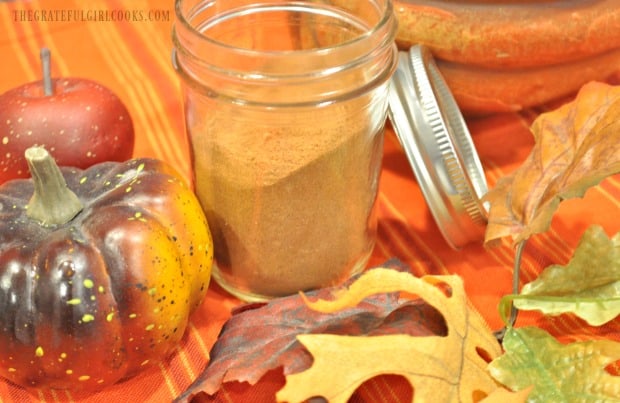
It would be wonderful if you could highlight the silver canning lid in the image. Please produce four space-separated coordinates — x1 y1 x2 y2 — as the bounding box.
387 45 488 249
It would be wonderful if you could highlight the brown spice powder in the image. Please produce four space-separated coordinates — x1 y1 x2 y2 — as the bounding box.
190 102 384 299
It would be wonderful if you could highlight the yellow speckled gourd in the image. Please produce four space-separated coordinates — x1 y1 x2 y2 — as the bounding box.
0 147 213 391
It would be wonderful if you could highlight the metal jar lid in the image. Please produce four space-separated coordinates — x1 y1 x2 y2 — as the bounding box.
387 45 488 249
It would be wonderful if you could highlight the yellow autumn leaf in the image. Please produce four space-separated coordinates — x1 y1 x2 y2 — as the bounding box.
275 269 507 403
484 81 620 245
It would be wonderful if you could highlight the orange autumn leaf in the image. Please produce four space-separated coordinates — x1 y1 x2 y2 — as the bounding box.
484 81 620 245
276 269 506 403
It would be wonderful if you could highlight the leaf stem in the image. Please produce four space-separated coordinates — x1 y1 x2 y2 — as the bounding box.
494 240 527 341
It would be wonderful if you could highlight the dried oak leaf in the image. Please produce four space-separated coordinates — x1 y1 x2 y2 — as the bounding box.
174 261 448 402
276 269 505 403
501 225 620 326
489 326 620 401
484 81 620 246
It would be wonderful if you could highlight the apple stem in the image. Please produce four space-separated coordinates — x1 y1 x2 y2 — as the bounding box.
25 146 83 227
40 47 53 96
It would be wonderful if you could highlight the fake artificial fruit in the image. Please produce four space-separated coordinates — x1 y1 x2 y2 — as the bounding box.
0 48 134 183
0 146 213 391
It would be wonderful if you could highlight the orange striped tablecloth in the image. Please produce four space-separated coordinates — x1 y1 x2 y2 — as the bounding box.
1 1 619 402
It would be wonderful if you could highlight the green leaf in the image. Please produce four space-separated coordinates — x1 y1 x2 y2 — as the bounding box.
505 294 620 327
489 326 620 402
505 225 620 326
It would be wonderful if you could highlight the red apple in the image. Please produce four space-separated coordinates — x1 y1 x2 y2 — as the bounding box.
0 48 134 183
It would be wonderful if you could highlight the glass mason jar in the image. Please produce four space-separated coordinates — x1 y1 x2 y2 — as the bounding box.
173 0 398 301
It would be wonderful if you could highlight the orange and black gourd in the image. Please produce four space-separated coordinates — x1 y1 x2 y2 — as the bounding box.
0 149 213 391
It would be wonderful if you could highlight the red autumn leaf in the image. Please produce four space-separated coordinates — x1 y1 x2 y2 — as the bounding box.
174 261 447 402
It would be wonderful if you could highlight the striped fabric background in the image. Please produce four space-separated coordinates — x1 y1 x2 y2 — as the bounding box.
1 0 619 401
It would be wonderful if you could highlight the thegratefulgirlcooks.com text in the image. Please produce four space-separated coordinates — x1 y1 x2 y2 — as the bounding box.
12 8 171 23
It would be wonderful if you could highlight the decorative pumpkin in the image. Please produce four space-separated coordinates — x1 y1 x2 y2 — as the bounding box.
0 147 213 391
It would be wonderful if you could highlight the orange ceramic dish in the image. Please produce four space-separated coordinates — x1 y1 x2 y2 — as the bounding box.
393 0 620 113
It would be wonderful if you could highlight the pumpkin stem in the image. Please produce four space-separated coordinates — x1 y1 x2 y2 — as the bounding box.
25 146 83 226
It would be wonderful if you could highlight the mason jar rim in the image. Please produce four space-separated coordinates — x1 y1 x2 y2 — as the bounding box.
173 0 396 59
172 0 398 106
